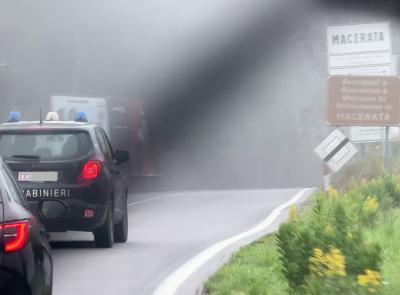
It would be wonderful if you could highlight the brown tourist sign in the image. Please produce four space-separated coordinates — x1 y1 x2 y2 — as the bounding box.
328 76 400 126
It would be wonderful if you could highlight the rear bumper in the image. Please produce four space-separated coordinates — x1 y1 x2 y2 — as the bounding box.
28 199 108 232
0 267 31 295
21 178 112 232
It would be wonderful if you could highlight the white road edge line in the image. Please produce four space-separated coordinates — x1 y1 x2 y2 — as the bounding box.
153 188 313 295
127 193 185 207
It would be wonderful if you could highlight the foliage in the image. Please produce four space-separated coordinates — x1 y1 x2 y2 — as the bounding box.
331 146 383 190
357 174 400 208
308 248 346 278
276 187 382 294
203 236 289 295
288 205 298 223
205 175 400 295
332 142 400 192
365 209 400 295
361 196 379 227
357 269 382 293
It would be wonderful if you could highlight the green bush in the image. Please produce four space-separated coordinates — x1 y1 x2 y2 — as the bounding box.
332 142 400 192
204 175 400 295
331 146 383 190
357 174 400 208
276 188 382 294
302 276 360 295
276 222 314 289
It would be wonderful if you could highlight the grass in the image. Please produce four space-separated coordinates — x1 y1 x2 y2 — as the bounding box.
203 236 289 295
366 208 400 295
204 201 400 295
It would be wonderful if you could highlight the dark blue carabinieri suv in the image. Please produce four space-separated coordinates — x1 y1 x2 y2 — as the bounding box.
0 114 129 248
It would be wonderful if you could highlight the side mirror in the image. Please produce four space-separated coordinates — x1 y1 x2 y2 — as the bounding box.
115 150 129 165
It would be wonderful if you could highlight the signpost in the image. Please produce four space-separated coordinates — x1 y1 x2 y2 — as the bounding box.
349 126 382 142
327 75 400 126
329 65 393 76
327 22 392 75
350 126 399 142
316 21 398 188
328 52 391 68
327 22 391 56
327 21 397 145
315 129 358 189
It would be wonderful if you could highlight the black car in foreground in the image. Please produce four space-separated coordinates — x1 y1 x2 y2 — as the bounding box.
0 116 130 248
0 158 52 295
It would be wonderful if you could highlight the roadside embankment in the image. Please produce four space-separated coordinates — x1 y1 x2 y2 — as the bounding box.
204 174 400 294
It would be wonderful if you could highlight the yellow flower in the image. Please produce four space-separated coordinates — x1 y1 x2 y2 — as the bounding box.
309 248 325 277
309 247 346 278
326 186 338 198
288 205 298 222
357 269 381 293
325 248 346 277
363 196 379 215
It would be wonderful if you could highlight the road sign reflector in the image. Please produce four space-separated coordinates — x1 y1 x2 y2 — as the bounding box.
315 129 358 173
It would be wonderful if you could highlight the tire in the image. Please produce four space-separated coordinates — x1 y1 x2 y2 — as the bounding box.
114 193 128 243
94 207 114 248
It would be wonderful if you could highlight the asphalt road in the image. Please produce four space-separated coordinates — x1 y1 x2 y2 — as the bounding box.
50 188 309 295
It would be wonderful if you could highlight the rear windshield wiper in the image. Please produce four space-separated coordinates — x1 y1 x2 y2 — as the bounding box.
11 154 40 160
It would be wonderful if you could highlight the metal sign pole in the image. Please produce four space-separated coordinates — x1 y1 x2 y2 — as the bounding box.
323 163 331 192
382 127 386 168
384 126 389 170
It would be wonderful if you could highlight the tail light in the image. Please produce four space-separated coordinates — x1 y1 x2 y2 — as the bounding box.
78 160 102 181
0 221 29 253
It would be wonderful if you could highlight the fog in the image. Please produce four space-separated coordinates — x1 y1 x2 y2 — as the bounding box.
1 0 399 189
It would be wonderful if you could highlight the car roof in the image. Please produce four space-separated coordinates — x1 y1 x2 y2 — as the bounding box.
0 121 98 131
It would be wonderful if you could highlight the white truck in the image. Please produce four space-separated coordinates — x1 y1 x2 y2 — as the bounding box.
51 95 110 135
50 95 156 179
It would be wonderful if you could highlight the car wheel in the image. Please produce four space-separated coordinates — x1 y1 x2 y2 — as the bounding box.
94 206 114 248
114 193 128 243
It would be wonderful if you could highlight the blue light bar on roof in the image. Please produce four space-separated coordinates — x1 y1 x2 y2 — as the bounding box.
7 111 21 123
75 111 88 122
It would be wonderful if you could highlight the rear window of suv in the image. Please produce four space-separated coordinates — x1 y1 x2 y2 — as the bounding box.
0 130 92 161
